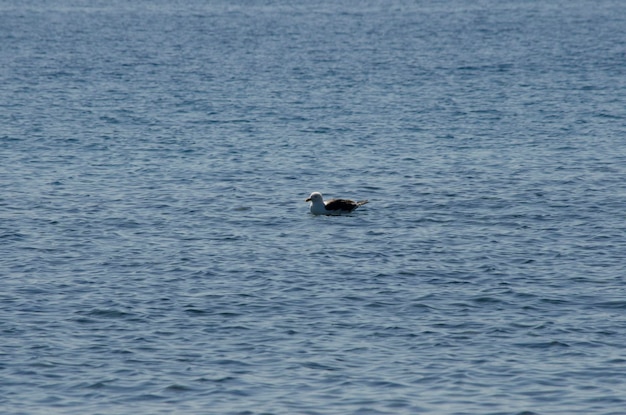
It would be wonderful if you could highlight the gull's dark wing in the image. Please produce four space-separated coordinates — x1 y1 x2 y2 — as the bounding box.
324 199 358 212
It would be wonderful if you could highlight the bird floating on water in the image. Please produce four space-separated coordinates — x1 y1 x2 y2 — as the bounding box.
305 192 368 215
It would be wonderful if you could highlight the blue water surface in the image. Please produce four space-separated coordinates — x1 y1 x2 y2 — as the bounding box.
2 1 626 414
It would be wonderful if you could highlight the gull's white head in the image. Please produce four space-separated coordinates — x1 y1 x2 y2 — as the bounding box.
305 192 324 204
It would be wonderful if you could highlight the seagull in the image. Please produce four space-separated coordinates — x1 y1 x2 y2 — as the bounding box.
305 192 368 215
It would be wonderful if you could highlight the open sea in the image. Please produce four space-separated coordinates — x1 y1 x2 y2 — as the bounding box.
2 1 626 414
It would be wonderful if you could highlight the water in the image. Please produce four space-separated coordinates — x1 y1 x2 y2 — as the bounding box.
2 1 626 414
